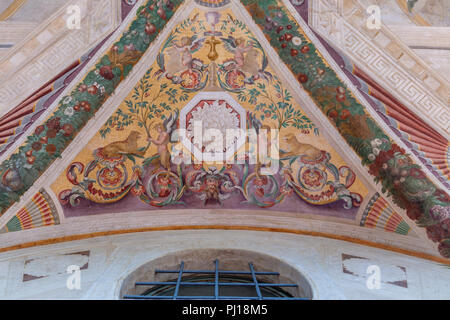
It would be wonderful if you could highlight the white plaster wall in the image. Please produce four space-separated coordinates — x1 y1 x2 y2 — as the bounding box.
0 229 449 300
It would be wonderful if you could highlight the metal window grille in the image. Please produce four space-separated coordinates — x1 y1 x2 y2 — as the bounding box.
123 259 309 300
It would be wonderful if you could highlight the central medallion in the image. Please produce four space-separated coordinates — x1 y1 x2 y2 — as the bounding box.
180 92 247 162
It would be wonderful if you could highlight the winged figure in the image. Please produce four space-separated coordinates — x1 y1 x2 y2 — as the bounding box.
221 36 260 74
164 35 205 75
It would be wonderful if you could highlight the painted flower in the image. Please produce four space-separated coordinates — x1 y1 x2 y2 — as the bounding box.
78 84 88 92
430 205 450 222
64 107 75 116
99 65 114 80
371 138 382 148
372 148 380 156
292 36 302 46
131 184 145 196
302 169 323 187
62 96 72 104
99 167 123 186
181 69 200 89
226 69 246 90
367 153 376 161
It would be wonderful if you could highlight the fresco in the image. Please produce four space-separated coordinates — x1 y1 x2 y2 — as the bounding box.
51 9 367 219
0 0 447 257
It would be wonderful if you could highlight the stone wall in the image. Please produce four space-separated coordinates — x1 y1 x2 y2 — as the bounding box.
0 229 448 299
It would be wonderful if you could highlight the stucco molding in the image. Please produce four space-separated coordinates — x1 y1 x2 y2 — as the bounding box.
309 0 449 137
0 0 122 119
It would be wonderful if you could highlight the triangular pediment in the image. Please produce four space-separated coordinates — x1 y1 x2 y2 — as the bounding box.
0 0 447 261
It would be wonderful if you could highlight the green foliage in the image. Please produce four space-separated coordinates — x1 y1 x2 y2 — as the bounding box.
100 68 183 139
238 76 316 132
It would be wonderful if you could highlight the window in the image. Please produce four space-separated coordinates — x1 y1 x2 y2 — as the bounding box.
123 260 308 300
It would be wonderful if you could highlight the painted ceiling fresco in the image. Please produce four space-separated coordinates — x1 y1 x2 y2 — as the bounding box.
0 0 447 259
50 8 368 220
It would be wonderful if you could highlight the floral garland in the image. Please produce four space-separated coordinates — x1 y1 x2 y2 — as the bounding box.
0 0 183 215
241 0 450 258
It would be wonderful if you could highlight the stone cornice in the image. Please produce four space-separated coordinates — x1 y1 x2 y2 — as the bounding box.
0 0 121 119
309 0 449 137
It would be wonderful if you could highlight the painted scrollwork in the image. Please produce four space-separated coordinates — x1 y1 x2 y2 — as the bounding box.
185 165 240 205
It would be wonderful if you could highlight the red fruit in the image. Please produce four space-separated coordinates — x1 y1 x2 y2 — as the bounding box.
297 73 308 83
32 142 42 151
287 25 292 29
46 129 57 139
328 110 338 120
279 35 285 42
149 4 155 10
336 93 346 102
276 26 284 33
99 65 114 80
62 124 74 136
46 144 57 155
157 7 166 19
47 117 61 130
74 104 81 111
340 109 350 120
27 156 36 164
285 33 293 41
78 84 88 92
290 49 298 56
336 86 346 94
25 150 33 157
80 101 91 111
300 45 310 53
40 136 48 144
145 23 156 35
281 43 287 48
35 125 45 135
87 86 98 95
